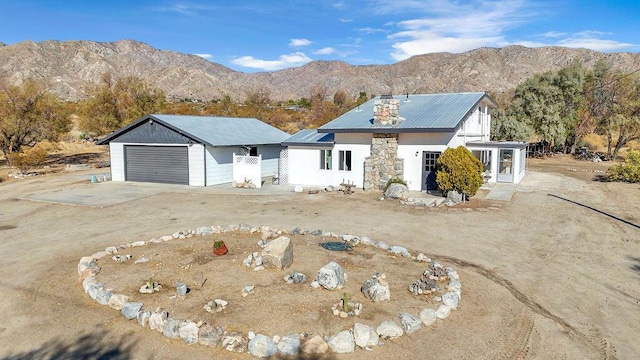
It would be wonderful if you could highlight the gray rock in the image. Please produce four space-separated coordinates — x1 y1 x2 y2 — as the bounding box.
261 236 293 270
95 287 113 305
291 227 304 235
360 236 375 246
129 240 146 247
376 320 404 339
148 310 168 332
341 234 359 245
384 183 409 200
196 226 213 236
361 273 390 302
399 313 422 334
121 302 143 320
163 318 183 339
238 223 252 232
222 332 248 353
198 324 224 347
325 185 334 192
310 229 323 236
108 294 129 310
315 261 346 290
294 185 304 193
105 246 118 254
447 190 463 203
248 334 277 358
137 310 151 327
327 330 355 353
87 282 105 300
442 291 460 310
300 335 328 354
77 256 99 276
179 321 199 345
353 323 378 348
277 333 300 356
388 246 411 257
375 240 390 250
310 281 320 289
134 257 149 264
436 304 451 319
419 308 437 326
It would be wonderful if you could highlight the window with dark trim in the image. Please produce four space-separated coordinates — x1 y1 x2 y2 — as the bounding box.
320 149 332 170
339 150 351 171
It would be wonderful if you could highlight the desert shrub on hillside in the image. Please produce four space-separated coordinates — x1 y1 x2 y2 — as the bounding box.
436 146 484 197
606 150 640 183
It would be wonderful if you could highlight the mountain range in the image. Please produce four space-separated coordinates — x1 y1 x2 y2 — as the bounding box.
1 39 639 102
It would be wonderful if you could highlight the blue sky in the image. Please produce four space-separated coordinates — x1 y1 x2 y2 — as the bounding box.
1 1 638 72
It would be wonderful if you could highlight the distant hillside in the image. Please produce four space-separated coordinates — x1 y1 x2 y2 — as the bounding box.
1 39 639 101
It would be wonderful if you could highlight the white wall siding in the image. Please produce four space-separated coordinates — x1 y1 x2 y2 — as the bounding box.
205 146 242 185
259 145 283 177
397 133 450 191
109 143 125 181
188 144 206 186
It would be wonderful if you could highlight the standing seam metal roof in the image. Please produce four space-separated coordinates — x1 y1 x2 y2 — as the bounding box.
281 129 334 146
318 92 494 132
98 114 291 146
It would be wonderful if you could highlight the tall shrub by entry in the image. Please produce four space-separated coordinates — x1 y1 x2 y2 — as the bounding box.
436 146 484 197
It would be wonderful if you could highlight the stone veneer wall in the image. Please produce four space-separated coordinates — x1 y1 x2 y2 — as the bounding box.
364 133 404 191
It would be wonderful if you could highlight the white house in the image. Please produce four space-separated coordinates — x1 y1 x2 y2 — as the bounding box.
97 114 289 186
283 92 527 192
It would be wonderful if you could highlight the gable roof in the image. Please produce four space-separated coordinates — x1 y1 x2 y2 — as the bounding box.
282 129 335 147
97 114 290 146
318 92 497 133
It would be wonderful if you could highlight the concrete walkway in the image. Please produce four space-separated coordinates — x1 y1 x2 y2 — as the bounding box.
484 183 518 201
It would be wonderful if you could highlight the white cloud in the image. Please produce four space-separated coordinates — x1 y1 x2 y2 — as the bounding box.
230 52 312 71
314 47 335 55
356 27 390 35
556 36 634 52
151 3 215 15
540 31 567 38
339 18 353 23
332 1 347 10
289 38 312 47
387 0 533 60
194 53 213 59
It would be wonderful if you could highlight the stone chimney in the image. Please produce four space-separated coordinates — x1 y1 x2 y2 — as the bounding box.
373 95 402 126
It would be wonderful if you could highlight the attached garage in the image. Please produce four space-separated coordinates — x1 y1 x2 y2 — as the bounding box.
97 114 290 186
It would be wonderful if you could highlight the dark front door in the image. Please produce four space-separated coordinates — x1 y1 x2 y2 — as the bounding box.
422 151 440 191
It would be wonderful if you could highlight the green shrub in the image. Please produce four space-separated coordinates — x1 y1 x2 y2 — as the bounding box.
383 178 407 192
436 146 483 197
606 150 640 183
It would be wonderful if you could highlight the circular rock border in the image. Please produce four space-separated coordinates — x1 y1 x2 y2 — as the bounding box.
77 224 463 357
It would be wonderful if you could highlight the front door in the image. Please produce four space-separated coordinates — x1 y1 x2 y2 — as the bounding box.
422 151 441 191
498 149 514 182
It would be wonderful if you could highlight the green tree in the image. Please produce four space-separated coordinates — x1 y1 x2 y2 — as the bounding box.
435 146 484 197
0 79 70 159
78 73 165 134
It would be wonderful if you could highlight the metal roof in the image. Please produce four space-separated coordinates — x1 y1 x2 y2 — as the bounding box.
282 129 335 147
98 114 290 146
318 92 496 133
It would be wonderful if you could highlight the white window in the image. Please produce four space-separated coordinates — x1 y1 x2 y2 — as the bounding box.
320 149 332 170
339 150 351 171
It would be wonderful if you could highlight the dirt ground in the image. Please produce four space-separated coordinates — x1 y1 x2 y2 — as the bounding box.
0 152 639 359
97 233 449 337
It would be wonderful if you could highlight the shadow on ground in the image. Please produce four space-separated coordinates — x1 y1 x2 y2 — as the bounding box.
1 331 137 360
629 256 640 276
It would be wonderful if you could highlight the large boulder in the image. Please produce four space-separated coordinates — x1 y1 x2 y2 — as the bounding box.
376 320 404 339
384 183 409 200
300 335 328 354
277 333 300 355
353 323 378 349
326 330 355 353
248 334 277 358
361 272 390 302
261 236 293 270
315 261 346 290
399 313 422 334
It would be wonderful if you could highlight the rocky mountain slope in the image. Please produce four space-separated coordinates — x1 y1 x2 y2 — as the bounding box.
1 39 639 101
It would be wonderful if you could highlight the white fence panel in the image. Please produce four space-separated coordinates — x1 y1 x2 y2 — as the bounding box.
233 153 262 188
